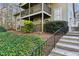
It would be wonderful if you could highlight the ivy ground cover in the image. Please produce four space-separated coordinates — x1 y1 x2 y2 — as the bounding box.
0 32 44 56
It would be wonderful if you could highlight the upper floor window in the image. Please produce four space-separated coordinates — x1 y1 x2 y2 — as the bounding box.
73 3 79 19
54 8 62 21
74 3 79 12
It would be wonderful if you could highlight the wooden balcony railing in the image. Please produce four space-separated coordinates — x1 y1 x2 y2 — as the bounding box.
30 4 42 14
21 4 51 17
44 4 51 14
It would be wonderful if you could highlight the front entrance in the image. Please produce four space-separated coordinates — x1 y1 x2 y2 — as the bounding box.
69 18 79 31
68 3 79 32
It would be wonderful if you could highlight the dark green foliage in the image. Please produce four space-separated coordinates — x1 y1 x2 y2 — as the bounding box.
0 26 7 32
44 21 68 33
21 20 34 33
0 32 44 56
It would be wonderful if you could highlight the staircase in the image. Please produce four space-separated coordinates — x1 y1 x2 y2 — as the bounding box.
49 31 79 56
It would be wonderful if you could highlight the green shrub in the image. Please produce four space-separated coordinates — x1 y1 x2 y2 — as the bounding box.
0 32 44 56
44 21 68 33
21 20 34 33
0 26 7 32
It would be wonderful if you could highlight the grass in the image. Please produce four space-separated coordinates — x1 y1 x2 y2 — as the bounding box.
0 32 44 56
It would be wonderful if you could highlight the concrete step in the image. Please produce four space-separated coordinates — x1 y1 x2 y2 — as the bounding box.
66 33 79 36
60 38 79 42
59 39 79 46
56 43 79 52
49 50 64 56
66 32 79 36
68 31 79 34
49 49 65 56
62 36 79 41
50 48 79 56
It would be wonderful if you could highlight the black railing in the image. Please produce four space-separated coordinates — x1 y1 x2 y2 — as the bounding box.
30 26 68 56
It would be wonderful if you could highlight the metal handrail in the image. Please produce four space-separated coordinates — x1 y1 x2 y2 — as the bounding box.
29 41 47 56
30 26 68 56
53 27 64 48
46 27 64 42
53 27 64 35
45 27 66 54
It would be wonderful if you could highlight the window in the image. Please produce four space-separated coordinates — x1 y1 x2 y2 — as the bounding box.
74 4 79 19
74 3 79 12
54 8 62 21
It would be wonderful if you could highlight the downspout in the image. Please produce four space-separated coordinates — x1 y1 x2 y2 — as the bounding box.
73 3 76 24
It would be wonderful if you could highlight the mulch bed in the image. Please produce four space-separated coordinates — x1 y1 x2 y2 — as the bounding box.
8 30 63 56
8 30 53 41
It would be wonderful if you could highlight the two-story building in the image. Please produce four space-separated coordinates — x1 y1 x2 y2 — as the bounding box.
0 3 79 32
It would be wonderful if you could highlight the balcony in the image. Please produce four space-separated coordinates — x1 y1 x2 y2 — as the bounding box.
43 4 51 15
19 3 29 9
30 4 42 14
21 3 51 18
19 3 27 7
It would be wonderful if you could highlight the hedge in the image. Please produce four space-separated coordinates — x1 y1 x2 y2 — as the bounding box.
0 26 7 32
44 21 68 33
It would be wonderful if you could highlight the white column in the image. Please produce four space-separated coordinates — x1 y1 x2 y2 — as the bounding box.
19 5 21 31
29 3 30 20
42 3 44 32
15 6 18 31
15 15 17 31
1 8 3 26
11 5 13 29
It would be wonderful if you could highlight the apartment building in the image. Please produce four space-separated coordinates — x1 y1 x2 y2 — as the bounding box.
0 3 79 32
14 3 51 32
14 3 68 32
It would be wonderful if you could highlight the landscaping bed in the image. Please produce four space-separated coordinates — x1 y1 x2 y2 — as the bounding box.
8 30 52 41
0 32 44 56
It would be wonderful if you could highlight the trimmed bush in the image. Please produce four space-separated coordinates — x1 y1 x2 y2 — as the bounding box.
0 32 44 56
44 21 68 33
0 26 7 32
21 20 34 33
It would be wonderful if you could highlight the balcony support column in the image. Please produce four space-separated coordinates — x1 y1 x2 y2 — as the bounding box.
29 3 30 20
41 3 44 32
19 5 22 31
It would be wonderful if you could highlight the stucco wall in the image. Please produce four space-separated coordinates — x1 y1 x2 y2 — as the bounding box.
50 3 68 21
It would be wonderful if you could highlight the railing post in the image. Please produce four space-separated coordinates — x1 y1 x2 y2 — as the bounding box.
54 34 55 48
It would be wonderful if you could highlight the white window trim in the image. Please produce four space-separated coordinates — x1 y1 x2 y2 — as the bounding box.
54 8 62 21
